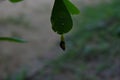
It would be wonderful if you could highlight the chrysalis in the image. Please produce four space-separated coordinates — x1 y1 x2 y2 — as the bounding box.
60 35 66 51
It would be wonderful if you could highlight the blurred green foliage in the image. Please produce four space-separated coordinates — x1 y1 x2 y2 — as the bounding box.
69 0 120 54
5 69 27 80
9 0 23 3
0 37 26 43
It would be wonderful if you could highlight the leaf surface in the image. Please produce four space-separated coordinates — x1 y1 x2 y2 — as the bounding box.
0 37 26 43
9 0 23 3
51 0 73 34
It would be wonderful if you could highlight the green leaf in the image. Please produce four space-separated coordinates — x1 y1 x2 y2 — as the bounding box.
51 0 73 34
9 0 23 3
0 37 26 43
63 0 80 15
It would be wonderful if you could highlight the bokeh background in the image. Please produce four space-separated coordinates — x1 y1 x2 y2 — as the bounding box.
0 0 120 80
